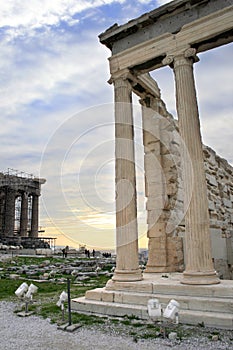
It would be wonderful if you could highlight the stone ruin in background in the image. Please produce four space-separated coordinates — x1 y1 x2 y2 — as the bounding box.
0 169 50 250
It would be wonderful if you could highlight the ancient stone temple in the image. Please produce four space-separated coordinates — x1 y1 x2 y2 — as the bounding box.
0 169 46 241
72 0 233 328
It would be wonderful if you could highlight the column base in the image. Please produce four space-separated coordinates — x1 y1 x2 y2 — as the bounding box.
111 269 143 282
181 270 220 285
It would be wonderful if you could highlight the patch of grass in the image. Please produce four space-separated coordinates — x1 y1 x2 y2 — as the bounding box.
131 322 145 328
0 279 23 300
101 264 115 272
141 332 158 339
121 320 131 325
35 282 67 294
110 319 119 324
37 303 62 322
93 275 110 287
124 314 140 320
71 313 105 326
129 331 137 336
146 323 157 329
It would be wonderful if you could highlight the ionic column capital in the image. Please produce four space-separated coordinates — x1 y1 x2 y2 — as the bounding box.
183 47 198 59
162 48 199 68
162 55 174 66
109 69 133 87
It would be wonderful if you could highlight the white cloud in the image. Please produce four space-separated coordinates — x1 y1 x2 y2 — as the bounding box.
0 26 111 119
0 0 127 38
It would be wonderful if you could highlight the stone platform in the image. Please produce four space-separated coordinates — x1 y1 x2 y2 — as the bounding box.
71 273 233 329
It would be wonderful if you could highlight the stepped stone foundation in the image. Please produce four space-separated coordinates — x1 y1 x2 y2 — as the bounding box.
72 0 233 328
72 273 233 329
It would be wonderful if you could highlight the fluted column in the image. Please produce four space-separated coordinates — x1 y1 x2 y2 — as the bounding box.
140 96 168 272
4 189 16 236
30 194 39 238
20 192 28 237
111 72 142 282
163 48 219 284
0 192 5 233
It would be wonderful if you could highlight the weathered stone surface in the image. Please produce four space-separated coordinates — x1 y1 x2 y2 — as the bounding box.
9 274 20 280
142 93 233 278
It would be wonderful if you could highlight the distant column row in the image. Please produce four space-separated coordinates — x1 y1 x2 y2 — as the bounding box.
0 190 39 238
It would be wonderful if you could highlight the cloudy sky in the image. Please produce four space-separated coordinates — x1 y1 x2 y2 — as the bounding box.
0 0 232 250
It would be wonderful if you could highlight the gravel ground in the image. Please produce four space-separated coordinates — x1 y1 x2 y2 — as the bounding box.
0 301 232 350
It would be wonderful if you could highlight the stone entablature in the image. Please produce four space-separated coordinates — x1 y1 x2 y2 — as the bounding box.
0 173 44 196
100 0 233 74
100 0 233 55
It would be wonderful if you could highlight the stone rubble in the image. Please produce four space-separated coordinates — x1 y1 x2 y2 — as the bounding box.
0 256 116 282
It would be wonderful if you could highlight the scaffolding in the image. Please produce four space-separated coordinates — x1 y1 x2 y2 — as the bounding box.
4 168 35 179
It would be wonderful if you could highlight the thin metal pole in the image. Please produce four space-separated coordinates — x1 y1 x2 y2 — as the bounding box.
25 301 28 314
61 303 65 322
67 278 72 326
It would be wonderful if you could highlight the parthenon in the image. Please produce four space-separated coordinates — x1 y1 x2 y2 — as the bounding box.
72 0 233 328
0 169 46 240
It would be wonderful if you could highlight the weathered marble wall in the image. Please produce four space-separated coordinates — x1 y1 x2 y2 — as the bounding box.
204 146 233 279
143 97 233 278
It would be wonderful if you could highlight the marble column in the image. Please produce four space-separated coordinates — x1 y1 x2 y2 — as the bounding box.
20 192 28 237
140 96 168 272
111 73 142 282
4 189 16 236
30 194 39 238
165 48 219 284
0 192 5 233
